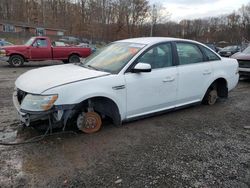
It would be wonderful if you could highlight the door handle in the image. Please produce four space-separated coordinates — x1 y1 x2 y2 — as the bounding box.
203 70 211 75
163 77 175 82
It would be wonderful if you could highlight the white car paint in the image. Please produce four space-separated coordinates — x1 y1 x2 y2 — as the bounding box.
15 64 110 94
125 66 178 118
15 37 239 123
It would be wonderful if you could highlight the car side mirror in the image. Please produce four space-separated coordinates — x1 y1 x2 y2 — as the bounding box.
131 63 151 73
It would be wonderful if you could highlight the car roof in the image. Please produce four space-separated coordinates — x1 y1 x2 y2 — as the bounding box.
116 37 198 45
32 36 49 39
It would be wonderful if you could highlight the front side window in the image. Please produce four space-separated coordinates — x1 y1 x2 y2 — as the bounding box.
137 43 173 69
81 42 145 74
176 43 203 65
33 39 48 47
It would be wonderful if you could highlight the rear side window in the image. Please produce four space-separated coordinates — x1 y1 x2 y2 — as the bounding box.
176 43 203 65
201 46 220 61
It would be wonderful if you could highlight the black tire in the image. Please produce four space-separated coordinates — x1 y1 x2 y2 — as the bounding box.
9 55 24 67
68 54 80 63
62 60 69 64
203 86 218 105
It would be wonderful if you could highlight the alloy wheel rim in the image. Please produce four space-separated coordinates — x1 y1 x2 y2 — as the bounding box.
13 58 21 66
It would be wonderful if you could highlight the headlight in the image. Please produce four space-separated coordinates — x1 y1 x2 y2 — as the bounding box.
21 94 58 111
0 49 6 56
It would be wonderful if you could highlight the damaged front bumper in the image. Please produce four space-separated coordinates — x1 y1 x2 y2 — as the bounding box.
13 91 76 129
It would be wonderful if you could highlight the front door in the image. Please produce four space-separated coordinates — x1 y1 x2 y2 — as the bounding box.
30 38 52 60
125 43 178 119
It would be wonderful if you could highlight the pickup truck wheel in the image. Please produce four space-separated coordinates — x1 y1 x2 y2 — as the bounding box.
69 54 80 63
62 60 69 64
9 55 24 67
77 111 102 134
203 88 218 105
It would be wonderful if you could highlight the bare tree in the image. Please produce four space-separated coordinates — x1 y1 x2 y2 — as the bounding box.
0 0 249 44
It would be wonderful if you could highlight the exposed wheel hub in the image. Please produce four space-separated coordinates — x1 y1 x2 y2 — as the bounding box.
77 111 102 133
208 90 218 105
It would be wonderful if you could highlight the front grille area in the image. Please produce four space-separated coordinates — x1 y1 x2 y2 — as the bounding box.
17 89 27 104
238 60 250 68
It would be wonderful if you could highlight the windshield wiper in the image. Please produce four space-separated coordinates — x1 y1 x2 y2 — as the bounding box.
87 65 101 71
81 64 110 73
80 64 97 70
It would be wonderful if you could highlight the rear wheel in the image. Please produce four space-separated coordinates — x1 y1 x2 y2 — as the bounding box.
9 55 24 67
203 87 218 105
77 111 102 134
68 54 80 63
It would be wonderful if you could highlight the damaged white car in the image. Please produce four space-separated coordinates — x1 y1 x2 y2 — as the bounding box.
13 37 239 133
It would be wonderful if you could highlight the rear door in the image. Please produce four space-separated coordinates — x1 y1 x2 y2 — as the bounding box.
175 42 213 105
30 38 52 60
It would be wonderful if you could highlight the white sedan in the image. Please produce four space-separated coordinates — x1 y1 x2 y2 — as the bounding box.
13 37 239 133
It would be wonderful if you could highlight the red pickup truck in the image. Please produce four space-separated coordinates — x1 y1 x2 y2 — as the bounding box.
0 36 91 67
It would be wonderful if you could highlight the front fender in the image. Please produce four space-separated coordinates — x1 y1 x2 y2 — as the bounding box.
8 51 27 59
42 75 127 120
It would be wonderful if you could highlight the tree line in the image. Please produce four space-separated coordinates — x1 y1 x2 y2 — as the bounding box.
0 0 249 44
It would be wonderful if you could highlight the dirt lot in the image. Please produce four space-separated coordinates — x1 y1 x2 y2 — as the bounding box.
0 60 249 188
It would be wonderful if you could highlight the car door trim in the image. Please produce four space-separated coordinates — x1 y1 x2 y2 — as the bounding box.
124 101 201 122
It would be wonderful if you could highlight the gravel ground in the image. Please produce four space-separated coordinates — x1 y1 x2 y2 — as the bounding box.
0 61 249 188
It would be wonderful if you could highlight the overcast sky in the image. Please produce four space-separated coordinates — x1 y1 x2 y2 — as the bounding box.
150 0 250 22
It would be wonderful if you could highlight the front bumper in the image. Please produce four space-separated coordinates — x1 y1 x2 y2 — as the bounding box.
0 56 9 62
13 91 75 128
13 91 55 126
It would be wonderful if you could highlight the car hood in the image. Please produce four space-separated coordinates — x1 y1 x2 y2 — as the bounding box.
231 52 250 60
15 64 110 94
3 45 27 50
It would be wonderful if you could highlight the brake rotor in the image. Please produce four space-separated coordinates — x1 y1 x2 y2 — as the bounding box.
208 90 218 105
77 111 102 134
